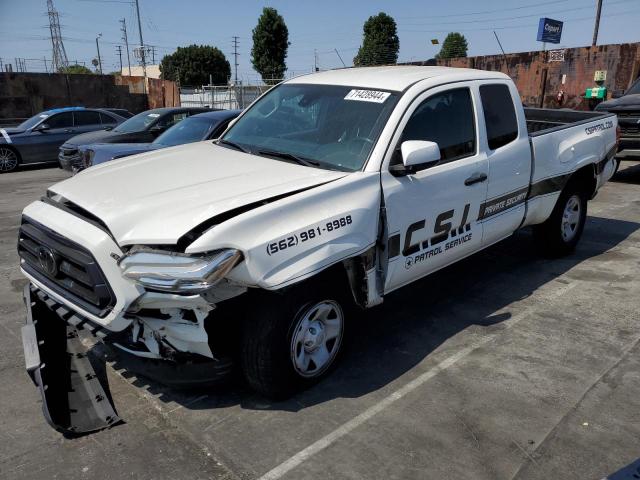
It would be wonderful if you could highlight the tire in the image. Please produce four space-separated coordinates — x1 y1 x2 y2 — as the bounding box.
533 182 588 257
240 277 350 399
0 146 19 173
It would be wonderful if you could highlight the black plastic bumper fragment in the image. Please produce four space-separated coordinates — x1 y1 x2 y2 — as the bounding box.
21 284 121 435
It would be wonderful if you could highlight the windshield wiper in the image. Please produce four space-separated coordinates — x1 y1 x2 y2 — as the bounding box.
217 138 251 153
256 149 320 168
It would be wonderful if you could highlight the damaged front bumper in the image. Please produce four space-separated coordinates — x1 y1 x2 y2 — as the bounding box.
21 283 233 434
21 284 120 435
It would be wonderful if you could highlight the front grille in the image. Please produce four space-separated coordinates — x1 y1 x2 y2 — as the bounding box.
612 111 640 118
60 147 79 157
18 217 115 317
620 125 640 136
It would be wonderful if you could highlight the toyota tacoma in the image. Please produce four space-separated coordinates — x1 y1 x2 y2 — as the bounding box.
18 66 618 434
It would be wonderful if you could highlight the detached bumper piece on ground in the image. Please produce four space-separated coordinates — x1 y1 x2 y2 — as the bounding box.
21 284 120 435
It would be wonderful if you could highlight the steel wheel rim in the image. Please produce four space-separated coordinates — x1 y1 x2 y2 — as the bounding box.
290 300 344 378
0 148 17 172
561 195 581 242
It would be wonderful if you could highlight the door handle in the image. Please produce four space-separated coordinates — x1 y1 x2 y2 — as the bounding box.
464 172 487 186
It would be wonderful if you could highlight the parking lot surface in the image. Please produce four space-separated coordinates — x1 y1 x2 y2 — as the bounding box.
1 165 640 480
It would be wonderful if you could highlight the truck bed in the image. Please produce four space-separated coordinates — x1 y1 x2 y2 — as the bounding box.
524 108 611 136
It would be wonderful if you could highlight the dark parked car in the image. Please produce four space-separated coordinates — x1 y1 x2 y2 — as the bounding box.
69 109 241 173
0 107 126 173
595 77 640 162
101 108 134 118
58 107 211 170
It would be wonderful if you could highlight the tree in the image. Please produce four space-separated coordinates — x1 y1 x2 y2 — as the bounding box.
353 12 399 67
251 7 289 84
436 32 468 59
58 64 92 74
159 44 230 86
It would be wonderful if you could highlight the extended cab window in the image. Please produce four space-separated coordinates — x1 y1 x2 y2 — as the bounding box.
399 88 476 162
480 84 518 150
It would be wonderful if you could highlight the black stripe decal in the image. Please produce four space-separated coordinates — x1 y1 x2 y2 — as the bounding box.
388 233 400 258
477 186 528 220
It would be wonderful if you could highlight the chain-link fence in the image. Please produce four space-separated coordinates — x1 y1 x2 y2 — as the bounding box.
180 83 280 110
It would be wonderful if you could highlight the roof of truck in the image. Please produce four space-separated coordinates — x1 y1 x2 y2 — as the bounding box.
287 66 510 92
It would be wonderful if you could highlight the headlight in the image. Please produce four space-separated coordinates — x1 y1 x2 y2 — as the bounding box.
119 248 242 294
82 149 95 168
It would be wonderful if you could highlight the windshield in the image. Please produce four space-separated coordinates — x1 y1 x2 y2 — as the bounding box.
222 84 398 171
626 79 640 95
153 116 213 146
18 113 50 130
114 110 161 133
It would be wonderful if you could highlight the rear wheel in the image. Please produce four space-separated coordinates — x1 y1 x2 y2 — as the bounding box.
534 182 587 257
240 279 349 399
0 146 19 173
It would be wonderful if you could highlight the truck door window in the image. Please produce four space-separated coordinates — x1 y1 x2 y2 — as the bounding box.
480 84 518 150
399 88 476 163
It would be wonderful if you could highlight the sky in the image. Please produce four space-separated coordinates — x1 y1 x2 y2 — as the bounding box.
0 0 638 83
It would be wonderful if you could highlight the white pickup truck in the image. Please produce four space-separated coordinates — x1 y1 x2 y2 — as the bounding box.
19 66 618 433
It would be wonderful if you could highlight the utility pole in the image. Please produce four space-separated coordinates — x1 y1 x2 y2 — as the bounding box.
43 57 48 73
232 36 240 84
96 33 103 74
134 0 147 91
150 46 156 64
120 18 132 76
314 49 318 72
592 0 603 47
334 48 346 68
116 45 123 73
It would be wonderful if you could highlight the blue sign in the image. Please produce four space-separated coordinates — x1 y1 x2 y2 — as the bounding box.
537 18 563 44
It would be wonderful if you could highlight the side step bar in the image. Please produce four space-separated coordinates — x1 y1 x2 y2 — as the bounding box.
21 284 121 435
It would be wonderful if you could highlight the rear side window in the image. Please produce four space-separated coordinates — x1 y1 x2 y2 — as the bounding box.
74 111 102 126
46 112 73 129
480 84 518 150
400 88 476 162
100 112 117 125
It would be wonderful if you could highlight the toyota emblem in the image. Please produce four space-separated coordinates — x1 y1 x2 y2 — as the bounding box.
36 246 58 276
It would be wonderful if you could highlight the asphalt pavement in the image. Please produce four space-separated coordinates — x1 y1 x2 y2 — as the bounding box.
1 163 640 480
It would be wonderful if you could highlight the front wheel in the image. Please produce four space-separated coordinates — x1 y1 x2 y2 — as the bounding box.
240 282 349 399
533 184 587 257
0 146 19 173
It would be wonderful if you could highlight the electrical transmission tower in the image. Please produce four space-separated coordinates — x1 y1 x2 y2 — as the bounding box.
232 36 240 84
46 0 69 72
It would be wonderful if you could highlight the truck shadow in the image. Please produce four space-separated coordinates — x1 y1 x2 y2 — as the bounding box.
612 161 640 184
104 215 639 416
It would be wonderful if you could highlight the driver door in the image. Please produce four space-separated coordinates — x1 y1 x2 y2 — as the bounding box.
381 84 489 292
26 112 76 163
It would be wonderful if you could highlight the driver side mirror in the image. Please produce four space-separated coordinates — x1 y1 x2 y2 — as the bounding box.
35 123 50 132
389 140 441 176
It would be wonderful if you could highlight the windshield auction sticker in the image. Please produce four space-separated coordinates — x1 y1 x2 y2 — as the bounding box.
344 89 391 103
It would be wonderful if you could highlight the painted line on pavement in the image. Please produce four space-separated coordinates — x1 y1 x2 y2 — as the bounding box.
258 280 578 480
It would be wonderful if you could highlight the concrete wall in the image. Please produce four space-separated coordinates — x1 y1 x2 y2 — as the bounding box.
0 73 180 121
407 42 640 110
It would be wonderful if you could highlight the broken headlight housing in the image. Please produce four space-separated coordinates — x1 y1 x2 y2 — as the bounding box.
119 248 242 294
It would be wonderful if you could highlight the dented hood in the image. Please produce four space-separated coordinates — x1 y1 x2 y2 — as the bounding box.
49 141 347 246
